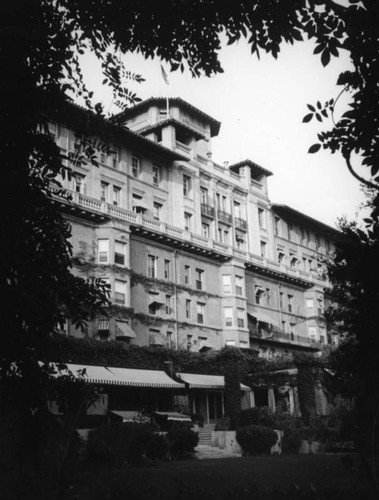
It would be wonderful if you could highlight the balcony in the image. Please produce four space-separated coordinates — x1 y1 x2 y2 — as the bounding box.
249 326 318 348
201 203 215 218
218 210 232 225
235 217 247 231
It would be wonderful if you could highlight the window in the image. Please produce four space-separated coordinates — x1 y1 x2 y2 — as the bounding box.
319 326 326 344
287 223 293 241
147 255 157 278
224 307 233 327
255 286 265 305
164 260 170 280
187 335 193 350
223 229 229 244
200 187 208 204
112 186 121 206
308 326 317 341
278 251 285 264
235 231 245 250
185 299 191 319
98 239 109 263
235 276 243 295
114 241 126 265
184 212 192 231
290 255 298 268
306 298 314 316
132 155 140 177
222 195 227 211
98 318 109 337
183 174 191 196
115 280 127 305
184 265 190 285
153 202 162 220
317 298 324 316
290 323 295 340
287 294 293 313
266 288 271 306
73 174 86 194
148 302 159 316
222 275 231 294
237 308 245 328
132 194 146 214
195 269 204 290
167 331 173 348
260 240 267 258
279 292 284 309
234 201 242 219
201 223 209 238
152 165 160 186
100 182 109 202
197 303 205 324
274 216 280 236
165 295 171 315
226 340 236 347
258 207 265 228
109 147 119 168
282 320 287 333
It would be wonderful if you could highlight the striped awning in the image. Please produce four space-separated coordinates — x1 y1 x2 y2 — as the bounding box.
50 363 184 389
116 321 136 338
177 372 250 391
247 307 279 327
153 411 192 422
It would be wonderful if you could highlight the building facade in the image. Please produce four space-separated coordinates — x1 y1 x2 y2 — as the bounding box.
51 97 338 358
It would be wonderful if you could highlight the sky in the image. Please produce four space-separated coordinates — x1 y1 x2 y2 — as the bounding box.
79 36 367 228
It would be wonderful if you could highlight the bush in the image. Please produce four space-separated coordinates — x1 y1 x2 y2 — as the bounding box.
215 415 230 431
237 406 275 428
167 428 199 458
236 425 278 455
191 413 204 428
144 432 169 460
86 422 154 466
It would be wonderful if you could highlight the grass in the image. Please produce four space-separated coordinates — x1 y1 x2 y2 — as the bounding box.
66 453 374 499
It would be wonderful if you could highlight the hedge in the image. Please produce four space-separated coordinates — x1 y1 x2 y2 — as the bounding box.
236 425 278 455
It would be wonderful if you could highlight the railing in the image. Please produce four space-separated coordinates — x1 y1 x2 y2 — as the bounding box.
217 210 232 225
175 141 191 155
53 188 330 287
235 217 247 230
201 203 215 218
249 327 319 348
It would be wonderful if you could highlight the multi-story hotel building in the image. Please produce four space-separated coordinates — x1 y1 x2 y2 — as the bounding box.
51 97 338 358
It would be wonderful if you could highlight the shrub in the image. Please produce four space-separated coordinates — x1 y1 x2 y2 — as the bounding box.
167 428 199 458
144 433 169 460
86 422 153 466
215 415 230 431
238 406 275 428
236 425 278 455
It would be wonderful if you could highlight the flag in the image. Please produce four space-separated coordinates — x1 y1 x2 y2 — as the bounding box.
161 64 169 85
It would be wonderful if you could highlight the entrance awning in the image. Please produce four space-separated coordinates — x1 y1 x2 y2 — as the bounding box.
116 321 136 338
50 363 184 388
177 372 250 391
247 307 279 327
153 411 192 422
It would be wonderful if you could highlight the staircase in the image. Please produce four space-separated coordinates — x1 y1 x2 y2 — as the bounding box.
195 424 241 460
197 423 215 446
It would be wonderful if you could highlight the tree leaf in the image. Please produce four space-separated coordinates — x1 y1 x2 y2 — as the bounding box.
321 49 331 67
303 113 313 123
308 144 321 154
307 104 315 112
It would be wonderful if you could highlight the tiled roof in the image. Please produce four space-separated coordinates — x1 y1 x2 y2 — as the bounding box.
115 97 221 136
136 118 207 140
271 204 340 233
229 159 273 177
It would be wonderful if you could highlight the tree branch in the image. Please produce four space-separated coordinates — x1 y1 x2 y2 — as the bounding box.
344 153 379 190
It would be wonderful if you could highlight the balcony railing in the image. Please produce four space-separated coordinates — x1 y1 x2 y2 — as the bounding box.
201 203 215 218
218 210 232 225
249 326 321 348
235 217 247 231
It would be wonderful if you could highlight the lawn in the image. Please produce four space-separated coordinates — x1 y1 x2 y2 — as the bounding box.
67 453 373 499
